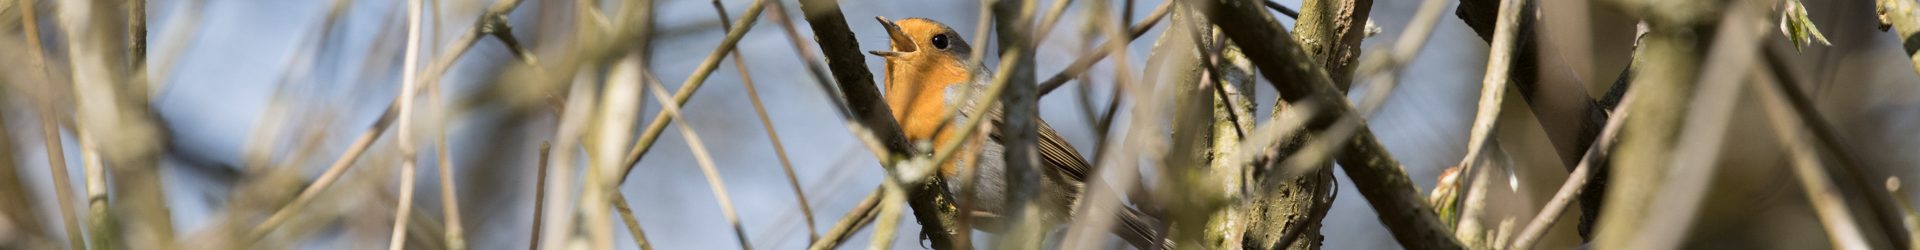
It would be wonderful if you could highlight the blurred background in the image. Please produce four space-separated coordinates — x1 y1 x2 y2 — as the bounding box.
3 0 1919 249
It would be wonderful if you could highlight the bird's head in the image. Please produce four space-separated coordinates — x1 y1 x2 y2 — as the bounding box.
868 17 972 62
869 17 978 141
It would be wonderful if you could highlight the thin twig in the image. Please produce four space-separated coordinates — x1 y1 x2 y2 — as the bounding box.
1456 0 1526 174
583 53 648 250
1508 85 1637 250
1035 1 1172 96
429 24 468 250
1758 68 1871 250
253 0 531 237
387 0 427 248
1450 0 1525 242
1765 37 1913 248
528 142 549 250
712 1 817 242
536 69 596 250
955 1 994 248
808 187 884 250
1059 0 1147 247
1029 0 1076 43
867 181 908 250
34 103 85 250
611 194 656 250
762 0 849 117
78 132 108 249
19 0 85 248
644 73 754 249
1262 0 1302 18
618 0 768 180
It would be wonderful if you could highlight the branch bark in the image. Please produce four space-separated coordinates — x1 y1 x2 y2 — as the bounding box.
1205 0 1462 248
1291 0 1373 90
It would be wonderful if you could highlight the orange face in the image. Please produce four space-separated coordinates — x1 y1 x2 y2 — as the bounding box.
870 17 974 143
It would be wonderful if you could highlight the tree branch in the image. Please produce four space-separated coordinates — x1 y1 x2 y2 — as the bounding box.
796 0 963 247
1204 0 1463 248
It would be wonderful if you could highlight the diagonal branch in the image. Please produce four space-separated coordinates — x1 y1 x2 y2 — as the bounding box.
1035 1 1172 96
795 0 964 247
1204 0 1463 248
712 1 818 241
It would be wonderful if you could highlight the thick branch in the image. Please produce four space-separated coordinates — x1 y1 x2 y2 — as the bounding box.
1205 0 1463 248
1291 0 1373 90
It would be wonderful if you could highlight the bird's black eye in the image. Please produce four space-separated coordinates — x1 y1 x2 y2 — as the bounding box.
930 34 951 50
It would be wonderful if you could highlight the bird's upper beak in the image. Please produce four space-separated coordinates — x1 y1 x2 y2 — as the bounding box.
868 16 915 58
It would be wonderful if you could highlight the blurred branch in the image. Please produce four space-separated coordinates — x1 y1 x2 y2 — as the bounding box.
1203 0 1464 248
1763 41 1914 248
1035 1 1170 96
1875 0 1920 76
711 1 818 242
145 0 206 98
1626 6 1763 249
1509 75 1637 250
0 104 49 249
427 16 468 250
528 142 548 250
611 194 656 250
989 0 1046 247
60 0 175 247
1029 0 1073 44
535 70 594 250
642 72 754 249
127 0 149 100
79 133 110 250
1060 0 1150 247
387 0 426 248
1458 0 1623 237
617 0 765 181
18 0 86 248
868 180 908 250
1759 67 1870 249
254 0 530 237
807 187 882 250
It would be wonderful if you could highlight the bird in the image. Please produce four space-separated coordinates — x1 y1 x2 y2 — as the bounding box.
867 16 1163 249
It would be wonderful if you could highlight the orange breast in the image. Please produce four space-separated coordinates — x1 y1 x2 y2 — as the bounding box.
883 52 975 177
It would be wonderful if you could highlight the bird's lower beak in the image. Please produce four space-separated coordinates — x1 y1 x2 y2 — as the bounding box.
875 16 916 53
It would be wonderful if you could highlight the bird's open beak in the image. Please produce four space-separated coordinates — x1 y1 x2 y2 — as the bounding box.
869 16 916 58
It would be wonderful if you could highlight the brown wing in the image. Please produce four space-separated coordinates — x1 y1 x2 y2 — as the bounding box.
985 109 1094 182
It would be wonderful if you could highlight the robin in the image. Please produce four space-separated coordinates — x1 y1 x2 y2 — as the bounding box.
868 17 1162 248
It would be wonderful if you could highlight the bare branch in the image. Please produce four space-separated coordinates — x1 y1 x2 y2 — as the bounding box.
808 187 883 250
1035 1 1171 95
712 1 818 241
1204 0 1463 248
618 0 767 181
643 72 754 249
528 142 549 250
387 0 427 247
